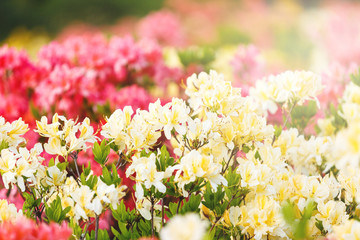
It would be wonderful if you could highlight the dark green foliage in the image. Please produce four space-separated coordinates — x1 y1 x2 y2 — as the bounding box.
202 183 227 216
86 229 110 240
100 164 121 186
167 194 202 218
22 191 41 218
111 201 152 240
0 0 164 41
45 196 71 223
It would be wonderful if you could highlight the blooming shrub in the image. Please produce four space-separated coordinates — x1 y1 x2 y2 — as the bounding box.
3 4 360 238
1 65 360 240
0 34 182 124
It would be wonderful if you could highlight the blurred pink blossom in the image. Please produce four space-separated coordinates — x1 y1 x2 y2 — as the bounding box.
231 44 265 94
0 217 72 240
0 46 38 121
0 188 24 209
137 11 186 47
319 62 359 109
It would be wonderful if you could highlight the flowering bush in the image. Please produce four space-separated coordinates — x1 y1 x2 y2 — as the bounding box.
0 34 182 124
3 3 360 238
2 65 360 240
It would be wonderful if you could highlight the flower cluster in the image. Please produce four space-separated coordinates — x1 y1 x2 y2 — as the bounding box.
2 67 360 239
0 115 127 237
35 114 96 158
3 1 360 239
0 116 28 148
251 70 323 114
0 34 182 123
0 216 72 240
0 46 38 121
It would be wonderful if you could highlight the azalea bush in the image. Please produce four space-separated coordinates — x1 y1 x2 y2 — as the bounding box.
2 66 360 239
3 1 360 239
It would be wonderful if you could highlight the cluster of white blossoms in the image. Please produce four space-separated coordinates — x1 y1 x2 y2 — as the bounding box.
35 114 97 157
51 176 126 221
109 70 360 239
340 81 360 123
329 219 360 240
0 117 28 149
0 199 22 223
181 71 360 239
273 128 333 175
326 82 360 173
174 149 227 197
34 115 127 222
185 70 243 115
184 71 273 155
0 114 127 224
26 157 127 222
250 70 323 113
126 153 168 199
232 138 350 239
101 106 157 154
3 69 360 239
105 71 275 208
0 144 43 191
101 98 190 155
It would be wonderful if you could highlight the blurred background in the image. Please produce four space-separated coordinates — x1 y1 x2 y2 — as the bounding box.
1 0 360 71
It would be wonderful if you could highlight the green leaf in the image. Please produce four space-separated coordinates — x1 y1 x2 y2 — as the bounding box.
70 219 83 239
281 200 316 240
100 167 112 185
140 149 150 157
281 201 296 224
82 163 92 176
180 194 202 214
56 162 68 172
167 201 178 218
48 158 55 167
86 175 98 189
111 164 121 186
274 125 282 138
315 219 324 233
86 229 111 240
93 139 110 165
138 220 151 235
202 183 225 216
45 196 69 223
242 145 250 153
350 68 360 87
30 101 42 120
0 140 9 152
225 168 240 189
111 227 123 240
